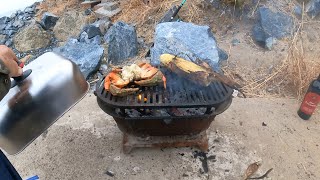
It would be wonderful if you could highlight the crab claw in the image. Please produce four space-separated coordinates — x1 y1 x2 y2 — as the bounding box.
135 70 166 87
109 84 139 97
104 72 130 91
138 63 158 80
162 75 167 89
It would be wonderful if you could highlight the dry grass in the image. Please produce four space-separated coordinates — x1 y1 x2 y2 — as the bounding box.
35 0 81 20
224 11 320 99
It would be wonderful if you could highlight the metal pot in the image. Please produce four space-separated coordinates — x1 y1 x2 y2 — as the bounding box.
0 52 89 155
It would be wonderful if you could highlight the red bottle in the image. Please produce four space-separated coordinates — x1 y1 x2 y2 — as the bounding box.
298 74 320 120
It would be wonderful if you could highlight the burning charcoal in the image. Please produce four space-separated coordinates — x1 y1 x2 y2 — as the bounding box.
152 109 170 117
125 109 142 118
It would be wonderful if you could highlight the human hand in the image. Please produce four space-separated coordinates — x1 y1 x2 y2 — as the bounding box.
0 45 22 77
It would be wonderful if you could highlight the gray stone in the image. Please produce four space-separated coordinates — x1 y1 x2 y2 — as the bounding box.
10 13 16 19
231 39 240 46
4 30 15 37
53 39 104 79
151 22 220 71
294 5 303 18
84 9 92 16
218 48 228 61
99 64 108 73
0 17 10 25
83 24 102 39
41 12 59 30
5 39 13 47
79 32 102 44
5 22 13 30
252 24 267 46
0 35 7 44
24 6 36 14
13 20 25 28
92 19 111 35
0 24 6 31
259 7 293 39
265 37 277 50
306 0 320 18
94 7 121 19
252 7 293 49
104 21 138 65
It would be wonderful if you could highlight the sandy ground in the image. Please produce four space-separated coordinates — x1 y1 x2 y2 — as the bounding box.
5 94 319 180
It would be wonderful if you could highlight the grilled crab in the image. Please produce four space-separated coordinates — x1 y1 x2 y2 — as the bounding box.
104 63 166 96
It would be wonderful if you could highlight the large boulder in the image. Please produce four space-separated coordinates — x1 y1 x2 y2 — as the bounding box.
252 7 293 49
104 21 138 65
306 0 320 18
14 22 51 52
53 39 104 79
53 11 89 42
151 22 220 71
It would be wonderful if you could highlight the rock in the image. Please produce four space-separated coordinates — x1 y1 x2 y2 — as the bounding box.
24 5 36 14
265 37 277 50
92 19 111 35
252 24 267 46
104 21 138 65
10 13 16 19
94 3 121 18
252 7 293 49
12 20 25 28
41 12 59 30
151 22 220 71
85 9 92 16
259 7 293 39
99 64 108 73
83 24 102 39
294 5 303 18
231 39 240 46
14 22 51 52
0 17 10 24
79 32 102 44
0 24 6 31
105 170 115 177
218 48 228 61
306 0 320 18
0 35 7 44
4 30 15 37
53 11 89 42
132 166 141 174
5 22 13 30
113 156 121 161
53 39 104 79
5 39 13 47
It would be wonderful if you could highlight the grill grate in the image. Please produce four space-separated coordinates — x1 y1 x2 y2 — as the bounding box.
96 70 233 109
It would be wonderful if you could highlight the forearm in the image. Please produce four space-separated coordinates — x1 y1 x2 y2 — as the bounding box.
0 58 11 100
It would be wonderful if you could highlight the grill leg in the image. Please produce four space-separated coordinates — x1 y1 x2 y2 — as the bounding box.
122 133 133 154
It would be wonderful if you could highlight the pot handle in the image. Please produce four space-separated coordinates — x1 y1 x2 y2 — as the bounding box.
11 60 32 88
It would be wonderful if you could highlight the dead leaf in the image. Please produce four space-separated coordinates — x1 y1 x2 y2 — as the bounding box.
243 162 261 180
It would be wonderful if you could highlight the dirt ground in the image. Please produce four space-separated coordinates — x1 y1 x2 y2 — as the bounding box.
7 94 320 180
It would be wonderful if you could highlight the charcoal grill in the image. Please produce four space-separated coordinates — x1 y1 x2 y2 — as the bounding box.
95 69 233 137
